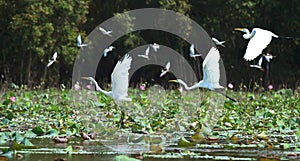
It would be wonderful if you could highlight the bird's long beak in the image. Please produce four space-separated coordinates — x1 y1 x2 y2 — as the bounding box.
81 77 89 80
234 28 244 31
169 80 178 83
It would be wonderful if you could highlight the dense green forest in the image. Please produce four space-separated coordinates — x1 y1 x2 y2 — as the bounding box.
0 0 299 89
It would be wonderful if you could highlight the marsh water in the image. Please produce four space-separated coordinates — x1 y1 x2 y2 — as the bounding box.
1 131 299 161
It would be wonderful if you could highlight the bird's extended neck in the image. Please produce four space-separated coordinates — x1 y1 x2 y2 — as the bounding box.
90 79 112 96
178 80 199 91
243 29 255 39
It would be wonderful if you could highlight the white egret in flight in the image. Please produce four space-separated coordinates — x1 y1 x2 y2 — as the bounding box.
99 27 112 37
170 47 236 101
150 43 160 52
250 56 263 71
103 46 115 57
47 51 57 67
77 34 88 48
212 37 225 47
189 44 202 58
82 54 132 104
170 47 223 90
263 53 275 62
234 27 278 61
160 62 170 77
138 46 150 60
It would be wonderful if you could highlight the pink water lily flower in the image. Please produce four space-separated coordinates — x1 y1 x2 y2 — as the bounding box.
139 84 145 91
10 96 16 103
227 83 234 89
86 84 91 90
74 83 80 91
268 84 273 90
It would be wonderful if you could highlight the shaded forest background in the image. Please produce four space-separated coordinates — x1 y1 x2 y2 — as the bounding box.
0 0 299 90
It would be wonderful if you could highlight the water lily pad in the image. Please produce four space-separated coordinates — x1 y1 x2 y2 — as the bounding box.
31 126 45 135
45 129 59 137
114 155 141 161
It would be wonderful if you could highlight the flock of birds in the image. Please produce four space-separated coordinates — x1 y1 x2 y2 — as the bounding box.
46 26 280 103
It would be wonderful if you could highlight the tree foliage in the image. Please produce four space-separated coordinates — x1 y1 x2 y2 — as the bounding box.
0 0 299 88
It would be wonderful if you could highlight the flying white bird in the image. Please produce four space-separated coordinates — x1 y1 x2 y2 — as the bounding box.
234 27 278 61
99 27 112 37
250 56 263 70
103 46 115 57
170 47 223 90
212 37 225 47
82 54 132 104
170 47 236 101
189 44 202 58
160 62 170 77
150 43 160 52
47 51 57 67
138 46 150 60
77 34 88 48
263 53 275 62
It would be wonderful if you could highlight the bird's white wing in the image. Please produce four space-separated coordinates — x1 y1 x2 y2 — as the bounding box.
264 54 273 62
189 44 195 56
137 55 149 59
52 52 57 61
145 46 150 56
99 27 106 33
47 60 55 67
250 65 262 69
103 49 108 57
160 70 167 77
151 43 160 52
244 28 278 61
212 37 219 43
202 47 222 86
99 27 112 36
77 34 82 46
111 54 132 100
108 46 115 51
165 62 170 71
258 56 263 66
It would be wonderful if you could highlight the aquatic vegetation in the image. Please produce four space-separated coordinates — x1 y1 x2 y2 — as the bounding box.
0 86 299 160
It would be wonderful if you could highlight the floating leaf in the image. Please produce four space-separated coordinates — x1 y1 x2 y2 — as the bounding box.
94 102 106 107
257 131 269 140
11 140 36 150
24 130 37 138
21 138 34 147
45 129 59 137
31 126 44 135
114 155 141 161
178 137 196 147
64 145 73 153
191 131 206 144
12 132 24 143
150 143 163 153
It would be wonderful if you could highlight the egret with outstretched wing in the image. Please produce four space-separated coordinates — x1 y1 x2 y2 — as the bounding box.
250 56 263 70
99 27 112 37
82 54 132 104
103 46 115 57
77 34 88 48
138 46 150 60
47 51 57 67
234 27 278 61
189 44 202 58
263 53 275 62
170 47 235 101
212 37 225 47
150 43 160 52
160 62 170 77
170 47 223 90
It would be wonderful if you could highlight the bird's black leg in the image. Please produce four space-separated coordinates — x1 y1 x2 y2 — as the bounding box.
120 111 125 128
